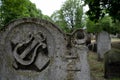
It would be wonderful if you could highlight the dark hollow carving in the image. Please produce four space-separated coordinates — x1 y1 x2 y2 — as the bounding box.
75 31 85 39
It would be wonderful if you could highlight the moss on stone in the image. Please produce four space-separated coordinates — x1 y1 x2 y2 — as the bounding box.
104 49 120 62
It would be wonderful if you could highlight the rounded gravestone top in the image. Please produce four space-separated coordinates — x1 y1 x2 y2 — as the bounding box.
0 18 67 80
72 29 87 45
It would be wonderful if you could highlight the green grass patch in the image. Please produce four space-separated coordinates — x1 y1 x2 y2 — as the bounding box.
88 38 120 80
88 51 120 80
88 51 105 80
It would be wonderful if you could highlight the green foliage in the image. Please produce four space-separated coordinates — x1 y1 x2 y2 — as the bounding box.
25 2 42 18
86 19 96 33
98 16 112 33
51 10 70 32
84 0 120 34
1 0 28 25
84 0 120 22
86 15 120 34
61 0 83 29
112 21 120 34
0 0 43 27
88 51 104 80
51 0 83 32
42 15 53 22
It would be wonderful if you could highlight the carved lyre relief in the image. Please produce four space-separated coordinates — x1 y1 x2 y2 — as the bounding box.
11 32 50 72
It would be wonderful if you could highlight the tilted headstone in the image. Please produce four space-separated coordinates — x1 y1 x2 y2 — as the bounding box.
0 18 91 80
97 31 111 60
104 49 120 79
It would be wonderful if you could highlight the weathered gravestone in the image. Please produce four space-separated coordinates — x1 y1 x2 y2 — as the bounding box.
0 18 68 80
67 29 90 80
104 49 120 79
97 31 111 60
0 18 91 80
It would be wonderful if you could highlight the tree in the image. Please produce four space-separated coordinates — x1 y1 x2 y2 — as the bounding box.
84 0 120 22
86 18 96 33
26 2 43 18
86 15 120 34
51 10 69 32
42 15 53 22
0 0 42 27
86 15 117 33
0 0 2 28
112 21 120 34
98 16 112 33
51 0 83 32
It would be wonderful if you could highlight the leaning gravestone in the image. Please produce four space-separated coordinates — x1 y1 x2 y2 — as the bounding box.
97 31 111 60
0 18 91 80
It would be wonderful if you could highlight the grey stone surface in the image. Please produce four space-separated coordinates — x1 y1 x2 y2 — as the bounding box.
66 29 91 80
104 49 120 79
0 18 67 80
0 18 91 80
97 31 111 60
71 29 87 45
64 46 90 80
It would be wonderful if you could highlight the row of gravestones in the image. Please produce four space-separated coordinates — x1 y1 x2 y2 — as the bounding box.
96 31 120 78
0 18 91 80
88 31 120 79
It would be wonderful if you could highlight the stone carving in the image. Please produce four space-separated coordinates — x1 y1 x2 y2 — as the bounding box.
65 29 91 80
11 32 49 72
71 29 87 48
66 29 87 48
0 18 91 80
0 18 67 80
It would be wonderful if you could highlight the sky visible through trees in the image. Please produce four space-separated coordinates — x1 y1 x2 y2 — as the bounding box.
0 0 120 34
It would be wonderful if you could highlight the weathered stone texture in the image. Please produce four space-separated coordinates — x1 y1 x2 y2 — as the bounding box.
97 31 111 60
104 49 120 79
0 18 91 80
0 18 67 80
68 29 90 80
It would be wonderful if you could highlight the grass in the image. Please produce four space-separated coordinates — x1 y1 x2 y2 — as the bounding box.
88 51 105 80
88 38 120 80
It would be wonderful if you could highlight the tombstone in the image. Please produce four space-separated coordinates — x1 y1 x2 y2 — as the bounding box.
0 18 91 80
104 49 120 79
0 18 68 80
69 29 91 80
97 31 111 60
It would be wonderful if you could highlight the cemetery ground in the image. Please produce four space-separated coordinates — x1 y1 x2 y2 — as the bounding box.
88 38 120 80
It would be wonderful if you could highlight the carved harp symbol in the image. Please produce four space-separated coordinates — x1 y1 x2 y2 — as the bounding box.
11 32 50 72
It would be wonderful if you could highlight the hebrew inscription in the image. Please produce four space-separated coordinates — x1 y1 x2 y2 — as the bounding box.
11 32 50 72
